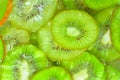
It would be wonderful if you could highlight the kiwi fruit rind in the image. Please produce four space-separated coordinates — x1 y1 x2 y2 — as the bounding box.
8 0 58 32
0 36 5 63
1 44 49 80
0 23 30 52
38 22 85 62
31 66 72 80
51 10 98 49
61 52 104 80
83 0 120 10
110 8 120 52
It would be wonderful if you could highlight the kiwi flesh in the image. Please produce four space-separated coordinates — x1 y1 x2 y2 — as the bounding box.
31 66 72 80
1 44 49 80
83 0 120 10
61 52 104 80
88 6 120 64
63 0 96 15
105 65 120 80
38 22 85 62
0 23 30 52
51 10 98 49
110 7 120 52
8 0 58 32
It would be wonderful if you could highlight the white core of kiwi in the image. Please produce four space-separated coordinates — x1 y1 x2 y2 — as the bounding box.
67 27 80 37
19 60 30 80
73 68 88 80
100 29 112 46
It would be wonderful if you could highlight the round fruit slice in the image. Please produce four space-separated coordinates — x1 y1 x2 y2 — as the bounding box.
38 23 85 62
51 10 98 49
0 36 5 63
1 44 49 80
0 0 12 26
61 52 104 80
0 23 30 52
8 0 58 32
31 66 72 80
111 8 120 52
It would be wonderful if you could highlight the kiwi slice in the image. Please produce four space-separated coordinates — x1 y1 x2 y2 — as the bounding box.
83 0 120 10
111 8 120 52
51 10 98 49
0 36 5 63
1 44 49 80
61 52 104 80
38 22 85 62
0 0 12 26
94 6 117 27
31 66 72 80
88 6 120 63
0 23 30 52
89 29 120 64
8 0 58 32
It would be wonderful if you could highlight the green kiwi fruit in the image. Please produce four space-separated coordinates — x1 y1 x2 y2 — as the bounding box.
60 52 104 80
63 0 96 15
111 8 120 52
30 32 38 46
55 0 65 14
31 66 72 80
1 44 49 80
106 65 120 80
51 10 98 49
8 0 58 32
0 23 30 52
83 0 120 10
94 6 117 27
38 22 85 62
88 7 120 63
89 29 120 64
0 36 5 63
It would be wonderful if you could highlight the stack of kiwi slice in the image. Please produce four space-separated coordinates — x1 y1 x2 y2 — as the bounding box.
1 0 120 80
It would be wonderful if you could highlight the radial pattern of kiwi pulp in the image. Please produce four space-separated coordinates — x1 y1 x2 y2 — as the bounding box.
1 44 49 80
1 0 120 80
51 10 98 49
38 23 85 62
61 52 104 80
32 66 72 80
83 0 120 10
111 8 120 52
8 0 58 32
88 6 120 63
